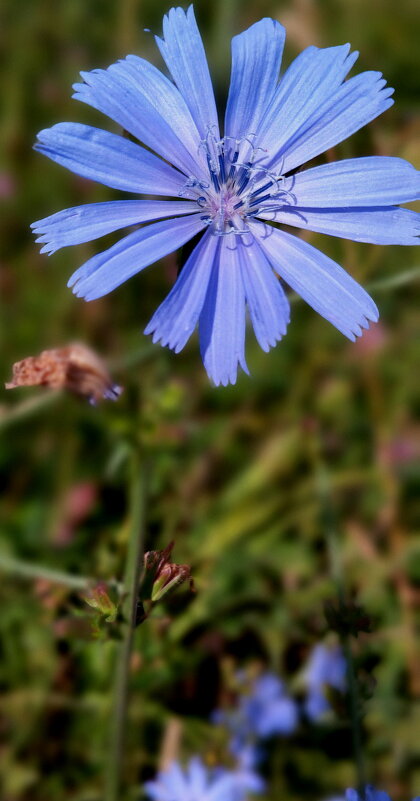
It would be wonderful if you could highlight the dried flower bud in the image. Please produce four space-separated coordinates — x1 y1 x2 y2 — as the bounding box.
83 582 118 622
141 542 194 609
151 562 193 602
5 343 122 405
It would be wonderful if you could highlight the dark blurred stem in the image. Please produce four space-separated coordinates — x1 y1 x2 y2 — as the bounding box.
342 634 366 792
318 465 366 792
105 450 146 801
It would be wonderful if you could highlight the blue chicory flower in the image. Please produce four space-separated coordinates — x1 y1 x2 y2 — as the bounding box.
242 673 298 738
304 643 347 720
144 756 256 801
346 787 420 801
216 671 298 753
32 6 420 385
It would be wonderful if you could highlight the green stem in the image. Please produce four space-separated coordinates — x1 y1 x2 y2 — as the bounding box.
0 553 95 590
0 391 60 430
317 464 366 791
105 450 147 801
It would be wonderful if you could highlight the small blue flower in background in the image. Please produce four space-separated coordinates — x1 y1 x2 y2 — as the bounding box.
304 642 347 720
32 6 420 385
215 671 298 757
321 788 420 801
346 787 420 801
346 790 389 801
144 756 258 801
241 673 298 738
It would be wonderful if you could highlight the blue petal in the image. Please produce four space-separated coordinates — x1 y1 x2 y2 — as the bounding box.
225 18 285 139
144 230 217 352
187 758 208 794
258 44 358 166
143 783 172 801
275 70 393 173
73 56 205 179
156 6 219 140
199 237 249 386
159 764 187 798
31 200 197 254
365 788 392 801
286 157 420 207
305 644 346 690
34 123 185 197
144 762 187 801
255 696 298 737
251 221 378 340
235 767 265 796
253 673 284 701
346 791 360 801
68 214 205 301
239 239 290 352
257 206 420 245
206 774 241 801
143 780 166 801
305 689 330 721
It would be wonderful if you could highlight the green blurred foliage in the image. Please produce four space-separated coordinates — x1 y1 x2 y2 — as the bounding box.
0 0 419 799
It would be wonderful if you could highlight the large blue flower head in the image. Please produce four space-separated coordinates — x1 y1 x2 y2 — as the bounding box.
32 7 420 385
144 756 257 801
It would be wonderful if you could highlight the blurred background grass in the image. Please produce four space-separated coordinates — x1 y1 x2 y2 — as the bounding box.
0 0 419 798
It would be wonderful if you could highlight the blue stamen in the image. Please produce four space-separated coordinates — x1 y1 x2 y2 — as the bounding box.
249 180 273 199
207 154 220 191
236 163 253 194
249 193 271 208
228 150 239 181
218 154 226 184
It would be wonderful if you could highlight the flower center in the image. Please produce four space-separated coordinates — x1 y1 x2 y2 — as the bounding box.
179 130 292 236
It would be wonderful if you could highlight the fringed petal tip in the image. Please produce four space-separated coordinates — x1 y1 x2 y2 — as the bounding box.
225 16 286 141
240 241 291 353
144 230 217 355
31 200 198 257
145 232 252 387
66 215 205 302
39 242 57 256
30 222 56 256
251 221 379 344
204 357 250 388
32 122 186 197
144 321 191 354
156 4 219 141
199 239 250 388
346 311 379 343
71 51 204 179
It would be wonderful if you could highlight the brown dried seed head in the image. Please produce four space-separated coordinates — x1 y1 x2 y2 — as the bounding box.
5 343 122 405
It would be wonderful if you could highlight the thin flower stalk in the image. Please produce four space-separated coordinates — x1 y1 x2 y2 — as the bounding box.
105 450 147 801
